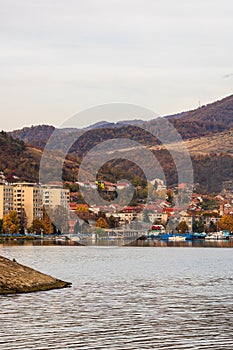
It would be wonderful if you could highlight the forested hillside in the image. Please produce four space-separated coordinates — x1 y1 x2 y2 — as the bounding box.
0 131 81 183
166 95 233 139
3 94 233 193
0 131 41 182
10 125 55 149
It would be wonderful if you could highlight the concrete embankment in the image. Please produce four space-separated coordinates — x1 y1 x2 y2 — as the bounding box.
0 255 71 294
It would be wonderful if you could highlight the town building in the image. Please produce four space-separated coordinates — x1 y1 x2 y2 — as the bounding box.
179 211 194 232
0 184 14 218
13 183 43 227
40 185 70 210
203 215 220 228
0 183 70 229
0 182 43 227
147 210 168 225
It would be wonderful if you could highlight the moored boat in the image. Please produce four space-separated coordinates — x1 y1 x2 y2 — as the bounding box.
161 233 194 241
205 231 230 240
168 235 186 241
193 232 206 239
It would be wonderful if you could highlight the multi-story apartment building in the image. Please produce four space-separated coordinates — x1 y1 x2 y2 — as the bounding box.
0 182 70 230
0 184 14 218
40 185 70 210
0 183 43 227
13 183 43 227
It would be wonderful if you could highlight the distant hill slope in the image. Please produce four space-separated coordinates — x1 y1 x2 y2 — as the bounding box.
0 132 82 183
4 94 233 193
9 125 55 149
2 127 233 193
166 94 233 139
0 131 41 182
9 94 233 150
150 128 233 156
168 94 233 123
9 119 146 149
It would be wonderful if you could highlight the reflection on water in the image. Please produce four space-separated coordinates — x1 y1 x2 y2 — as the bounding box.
129 238 233 248
0 246 233 349
1 237 233 248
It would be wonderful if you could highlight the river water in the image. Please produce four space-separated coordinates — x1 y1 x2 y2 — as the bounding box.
0 246 233 349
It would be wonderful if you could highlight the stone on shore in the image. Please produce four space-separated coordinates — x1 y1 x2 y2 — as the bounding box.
0 255 71 294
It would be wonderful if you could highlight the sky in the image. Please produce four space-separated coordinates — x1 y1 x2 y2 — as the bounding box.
0 0 233 130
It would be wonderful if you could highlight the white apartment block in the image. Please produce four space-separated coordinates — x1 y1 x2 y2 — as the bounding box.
0 183 70 228
113 212 138 225
13 183 43 227
0 184 14 217
0 183 43 227
40 185 70 210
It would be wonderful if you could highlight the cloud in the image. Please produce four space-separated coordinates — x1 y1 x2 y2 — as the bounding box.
0 0 233 130
223 74 233 79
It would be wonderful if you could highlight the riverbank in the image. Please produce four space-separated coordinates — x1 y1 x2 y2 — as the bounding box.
0 255 71 294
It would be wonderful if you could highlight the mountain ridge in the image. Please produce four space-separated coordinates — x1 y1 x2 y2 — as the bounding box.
3 94 233 193
9 94 233 148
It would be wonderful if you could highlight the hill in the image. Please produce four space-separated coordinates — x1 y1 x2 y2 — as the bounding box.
9 119 146 149
166 94 233 139
151 129 233 156
8 95 233 149
0 132 82 183
0 131 41 182
9 125 55 149
4 94 233 193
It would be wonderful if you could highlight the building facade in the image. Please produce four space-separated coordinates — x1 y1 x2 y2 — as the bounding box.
0 183 70 229
40 185 70 210
13 183 43 227
0 184 14 218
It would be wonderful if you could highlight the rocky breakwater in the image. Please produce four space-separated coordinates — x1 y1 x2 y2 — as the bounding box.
0 255 71 294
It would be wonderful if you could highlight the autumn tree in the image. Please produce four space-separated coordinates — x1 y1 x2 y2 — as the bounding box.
108 215 119 229
177 220 189 234
96 217 109 229
29 218 45 234
192 217 205 233
3 211 20 234
167 189 174 205
42 206 54 234
76 205 89 213
156 190 167 200
218 215 233 232
208 220 217 233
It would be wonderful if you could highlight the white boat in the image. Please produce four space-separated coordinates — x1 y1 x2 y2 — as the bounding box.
66 234 80 242
205 231 229 240
55 235 69 242
168 235 186 241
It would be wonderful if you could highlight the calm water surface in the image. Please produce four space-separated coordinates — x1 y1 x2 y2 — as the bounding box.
0 246 233 349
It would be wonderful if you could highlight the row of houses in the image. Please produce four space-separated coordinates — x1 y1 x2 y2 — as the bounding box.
1 175 233 233
71 195 233 232
0 182 70 228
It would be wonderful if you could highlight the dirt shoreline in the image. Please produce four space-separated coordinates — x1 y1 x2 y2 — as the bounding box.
0 255 71 294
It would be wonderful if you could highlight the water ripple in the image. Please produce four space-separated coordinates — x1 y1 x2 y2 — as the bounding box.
1 246 233 349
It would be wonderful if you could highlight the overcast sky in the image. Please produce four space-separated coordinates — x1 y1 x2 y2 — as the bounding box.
0 0 232 130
